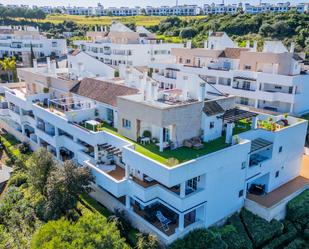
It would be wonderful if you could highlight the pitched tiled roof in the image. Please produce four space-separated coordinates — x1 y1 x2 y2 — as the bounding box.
293 53 304 62
219 48 249 59
203 101 224 116
70 78 139 107
69 49 81 56
210 32 225 37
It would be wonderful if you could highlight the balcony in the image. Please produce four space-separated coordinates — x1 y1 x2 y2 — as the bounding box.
85 160 128 197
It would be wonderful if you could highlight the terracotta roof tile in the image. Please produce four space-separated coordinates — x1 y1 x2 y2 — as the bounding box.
70 78 139 107
219 48 249 59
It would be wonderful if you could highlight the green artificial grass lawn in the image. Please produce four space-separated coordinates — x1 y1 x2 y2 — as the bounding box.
99 123 229 166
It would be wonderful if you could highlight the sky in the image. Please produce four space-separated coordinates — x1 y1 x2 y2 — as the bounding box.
0 0 305 8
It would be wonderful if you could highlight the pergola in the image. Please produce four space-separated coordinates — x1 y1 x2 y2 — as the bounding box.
48 97 95 112
219 108 259 144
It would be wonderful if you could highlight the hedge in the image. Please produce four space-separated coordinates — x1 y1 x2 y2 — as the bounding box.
240 209 284 247
1 133 21 158
283 239 308 249
286 190 309 229
221 214 253 249
262 221 298 249
169 228 228 249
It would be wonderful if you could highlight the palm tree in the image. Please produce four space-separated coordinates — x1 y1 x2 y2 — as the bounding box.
0 57 16 82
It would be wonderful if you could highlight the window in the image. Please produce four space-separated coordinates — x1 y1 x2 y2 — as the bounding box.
279 146 283 153
239 190 244 197
244 65 251 70
241 161 246 169
122 119 131 129
187 176 200 191
209 121 215 129
179 57 183 63
186 59 191 64
275 171 280 178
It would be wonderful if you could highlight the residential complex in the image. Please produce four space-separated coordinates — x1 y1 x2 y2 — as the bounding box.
150 31 309 115
0 39 307 244
74 22 183 67
0 26 67 66
2 2 309 16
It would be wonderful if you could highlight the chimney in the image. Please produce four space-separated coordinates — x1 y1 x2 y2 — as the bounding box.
199 82 206 102
246 40 250 48
153 82 158 101
33 59 38 71
142 72 147 101
290 42 295 53
253 41 257 52
186 40 192 49
204 41 208 49
77 62 83 77
50 60 56 75
46 57 51 71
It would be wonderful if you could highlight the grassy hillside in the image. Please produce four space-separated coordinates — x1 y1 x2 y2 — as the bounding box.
42 14 205 26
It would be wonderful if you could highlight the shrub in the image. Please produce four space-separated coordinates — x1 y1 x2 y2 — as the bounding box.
240 209 284 247
136 233 160 249
286 190 309 229
7 173 28 187
169 228 228 249
284 239 307 249
142 130 151 138
262 221 298 249
221 214 253 249
179 27 197 39
18 142 30 154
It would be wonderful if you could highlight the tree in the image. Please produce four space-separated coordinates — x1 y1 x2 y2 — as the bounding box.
136 233 160 249
27 148 56 195
44 160 94 219
179 27 197 39
0 57 16 82
31 213 129 249
259 23 274 37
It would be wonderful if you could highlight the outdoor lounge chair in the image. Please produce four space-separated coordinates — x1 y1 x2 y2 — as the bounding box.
156 211 171 232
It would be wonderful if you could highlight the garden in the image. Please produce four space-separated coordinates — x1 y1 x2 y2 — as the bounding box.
0 133 159 249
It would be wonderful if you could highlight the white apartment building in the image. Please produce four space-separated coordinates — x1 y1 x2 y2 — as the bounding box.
64 6 95 15
145 5 201 16
150 31 309 115
0 26 67 66
74 22 183 67
0 52 307 244
204 3 238 15
243 2 306 14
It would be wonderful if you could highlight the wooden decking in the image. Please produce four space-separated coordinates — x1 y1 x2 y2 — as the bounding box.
247 155 309 208
247 176 309 208
106 165 125 181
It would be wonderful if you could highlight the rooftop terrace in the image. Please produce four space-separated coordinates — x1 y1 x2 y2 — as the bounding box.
97 123 229 166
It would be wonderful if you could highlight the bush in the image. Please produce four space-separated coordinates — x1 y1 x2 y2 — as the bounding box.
179 27 197 39
262 221 298 249
110 209 139 247
284 239 308 249
136 233 160 249
221 214 252 249
142 130 151 138
169 228 228 249
286 190 309 229
240 209 284 247
17 142 30 154
7 173 28 187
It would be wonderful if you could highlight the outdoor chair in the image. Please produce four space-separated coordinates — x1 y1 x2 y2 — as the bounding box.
156 211 171 232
